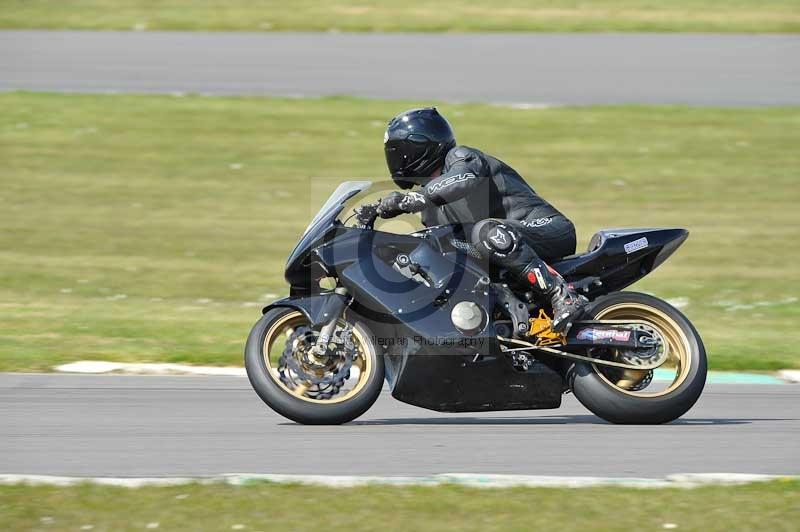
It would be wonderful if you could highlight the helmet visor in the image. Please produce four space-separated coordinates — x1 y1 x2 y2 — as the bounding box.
384 142 408 178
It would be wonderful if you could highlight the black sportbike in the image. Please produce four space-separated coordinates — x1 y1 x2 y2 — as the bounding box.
246 182 706 424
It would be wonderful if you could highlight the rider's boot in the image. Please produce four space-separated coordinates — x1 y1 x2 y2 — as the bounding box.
471 219 587 333
519 262 587 333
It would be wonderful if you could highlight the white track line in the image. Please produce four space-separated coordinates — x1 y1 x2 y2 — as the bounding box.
54 361 247 377
53 360 367 380
0 473 792 489
778 370 800 383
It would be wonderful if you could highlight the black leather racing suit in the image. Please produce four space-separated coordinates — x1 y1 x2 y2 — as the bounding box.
419 145 576 264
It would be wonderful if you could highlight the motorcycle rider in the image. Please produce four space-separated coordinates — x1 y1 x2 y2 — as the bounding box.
379 107 587 333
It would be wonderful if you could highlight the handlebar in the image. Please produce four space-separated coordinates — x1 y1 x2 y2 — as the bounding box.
353 201 381 229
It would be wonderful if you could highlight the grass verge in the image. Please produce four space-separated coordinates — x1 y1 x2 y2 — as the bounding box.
1 0 800 33
1 92 799 371
1 480 798 531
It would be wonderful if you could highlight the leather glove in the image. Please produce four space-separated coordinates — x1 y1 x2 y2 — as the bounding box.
378 191 427 219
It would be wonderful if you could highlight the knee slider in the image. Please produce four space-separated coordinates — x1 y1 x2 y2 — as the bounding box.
472 219 519 259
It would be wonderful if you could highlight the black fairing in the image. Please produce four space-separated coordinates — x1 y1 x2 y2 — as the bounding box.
283 182 366 291
276 222 564 412
384 351 563 412
316 227 495 347
552 228 688 297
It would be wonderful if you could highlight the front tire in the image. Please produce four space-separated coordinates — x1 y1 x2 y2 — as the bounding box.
245 307 385 425
569 292 707 424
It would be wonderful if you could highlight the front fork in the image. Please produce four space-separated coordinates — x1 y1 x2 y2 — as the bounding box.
311 286 349 356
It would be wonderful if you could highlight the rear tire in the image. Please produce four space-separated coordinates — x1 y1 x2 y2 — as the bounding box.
569 292 706 424
245 307 385 425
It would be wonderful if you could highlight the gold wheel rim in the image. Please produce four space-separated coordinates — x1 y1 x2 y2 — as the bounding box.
592 303 692 397
262 311 372 404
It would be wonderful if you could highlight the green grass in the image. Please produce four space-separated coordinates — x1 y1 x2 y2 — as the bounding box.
1 92 799 372
1 480 799 531
1 0 800 33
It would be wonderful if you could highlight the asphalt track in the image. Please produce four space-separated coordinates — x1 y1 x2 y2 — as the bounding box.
1 373 797 477
1 31 799 105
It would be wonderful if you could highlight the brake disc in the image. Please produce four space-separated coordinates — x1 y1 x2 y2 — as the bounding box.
627 370 654 391
279 325 355 399
617 323 668 368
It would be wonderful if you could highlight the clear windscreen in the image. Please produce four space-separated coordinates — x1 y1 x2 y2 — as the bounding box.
335 181 425 234
302 181 371 236
301 180 426 238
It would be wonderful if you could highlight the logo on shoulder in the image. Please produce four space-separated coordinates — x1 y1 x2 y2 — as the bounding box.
427 173 477 194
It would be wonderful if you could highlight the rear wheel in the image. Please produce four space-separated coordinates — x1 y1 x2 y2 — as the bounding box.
245 307 384 425
569 292 706 424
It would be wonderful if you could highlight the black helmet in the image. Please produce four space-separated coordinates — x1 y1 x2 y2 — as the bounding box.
384 107 456 189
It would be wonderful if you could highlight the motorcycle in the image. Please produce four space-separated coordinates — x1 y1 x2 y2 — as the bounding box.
245 181 706 425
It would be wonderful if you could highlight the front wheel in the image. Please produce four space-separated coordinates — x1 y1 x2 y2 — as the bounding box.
569 292 707 424
245 307 385 425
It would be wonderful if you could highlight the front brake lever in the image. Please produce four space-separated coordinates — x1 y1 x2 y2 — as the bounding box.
354 202 380 229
